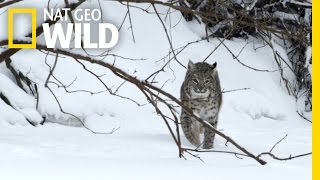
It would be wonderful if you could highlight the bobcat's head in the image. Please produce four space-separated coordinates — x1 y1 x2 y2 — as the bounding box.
186 60 218 99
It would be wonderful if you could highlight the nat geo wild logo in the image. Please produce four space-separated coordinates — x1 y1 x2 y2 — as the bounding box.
8 7 119 49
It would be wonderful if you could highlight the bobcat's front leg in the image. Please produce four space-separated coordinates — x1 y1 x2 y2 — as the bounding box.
181 110 201 146
203 118 218 149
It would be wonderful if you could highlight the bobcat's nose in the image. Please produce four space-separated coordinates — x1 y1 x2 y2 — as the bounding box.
197 87 207 93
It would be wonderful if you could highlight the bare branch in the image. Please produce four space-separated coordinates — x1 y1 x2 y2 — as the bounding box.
0 0 22 8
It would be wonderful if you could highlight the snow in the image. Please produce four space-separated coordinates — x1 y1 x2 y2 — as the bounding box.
0 1 311 180
0 73 42 125
0 99 28 125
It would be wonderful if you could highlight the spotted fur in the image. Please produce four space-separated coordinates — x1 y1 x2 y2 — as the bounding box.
180 60 222 149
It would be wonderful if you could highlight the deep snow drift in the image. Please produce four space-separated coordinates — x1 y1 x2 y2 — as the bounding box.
0 1 311 180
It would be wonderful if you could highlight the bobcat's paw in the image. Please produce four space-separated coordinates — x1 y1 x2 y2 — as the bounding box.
202 143 214 149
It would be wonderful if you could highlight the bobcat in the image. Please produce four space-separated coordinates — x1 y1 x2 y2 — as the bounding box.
180 60 222 149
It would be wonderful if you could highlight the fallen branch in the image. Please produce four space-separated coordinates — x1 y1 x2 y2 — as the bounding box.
257 152 311 161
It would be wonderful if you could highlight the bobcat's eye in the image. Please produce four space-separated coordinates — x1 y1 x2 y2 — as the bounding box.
204 80 210 84
192 79 199 84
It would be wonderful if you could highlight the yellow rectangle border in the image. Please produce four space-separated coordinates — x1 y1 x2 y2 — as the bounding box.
313 1 317 180
8 8 36 48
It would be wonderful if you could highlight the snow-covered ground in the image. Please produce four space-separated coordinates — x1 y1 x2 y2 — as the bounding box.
0 1 311 179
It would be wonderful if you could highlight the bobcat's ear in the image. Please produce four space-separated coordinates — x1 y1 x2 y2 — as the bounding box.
188 60 195 69
211 62 217 69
